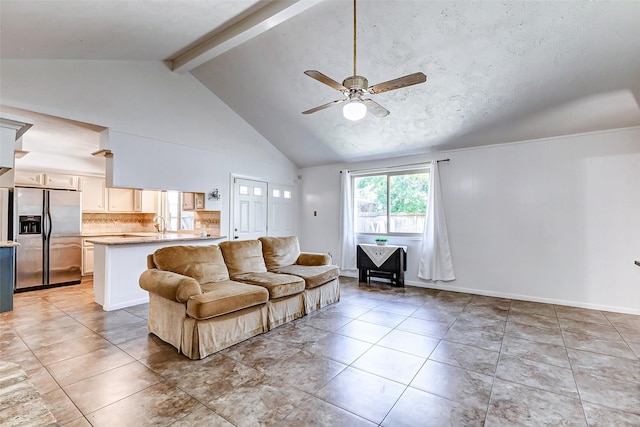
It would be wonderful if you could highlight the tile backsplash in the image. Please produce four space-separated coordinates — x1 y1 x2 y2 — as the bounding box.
194 210 221 236
82 213 157 234
82 210 222 235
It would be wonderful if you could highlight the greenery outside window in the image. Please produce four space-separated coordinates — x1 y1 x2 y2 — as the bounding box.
353 169 429 235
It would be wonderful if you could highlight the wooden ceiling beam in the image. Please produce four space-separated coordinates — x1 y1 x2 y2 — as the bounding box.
170 0 324 74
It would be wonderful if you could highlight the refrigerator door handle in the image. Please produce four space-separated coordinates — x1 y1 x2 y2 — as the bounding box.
44 193 52 242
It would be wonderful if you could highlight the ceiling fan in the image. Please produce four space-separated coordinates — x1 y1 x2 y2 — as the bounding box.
302 0 427 121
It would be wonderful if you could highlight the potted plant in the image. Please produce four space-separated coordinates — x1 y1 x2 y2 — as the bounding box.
374 237 388 246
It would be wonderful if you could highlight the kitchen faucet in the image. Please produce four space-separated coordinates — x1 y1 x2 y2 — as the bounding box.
153 215 167 233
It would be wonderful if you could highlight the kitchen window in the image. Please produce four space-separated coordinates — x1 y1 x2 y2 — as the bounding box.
164 191 194 231
353 169 429 235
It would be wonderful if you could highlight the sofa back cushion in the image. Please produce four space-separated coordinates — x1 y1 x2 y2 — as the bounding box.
153 245 229 284
219 240 268 277
259 236 301 270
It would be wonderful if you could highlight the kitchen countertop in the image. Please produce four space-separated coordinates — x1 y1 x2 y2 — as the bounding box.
0 241 19 248
86 233 226 245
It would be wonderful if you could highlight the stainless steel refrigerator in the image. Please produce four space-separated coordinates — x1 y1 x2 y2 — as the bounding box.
14 187 82 290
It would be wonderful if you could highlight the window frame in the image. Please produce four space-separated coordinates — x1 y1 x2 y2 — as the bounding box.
352 168 429 237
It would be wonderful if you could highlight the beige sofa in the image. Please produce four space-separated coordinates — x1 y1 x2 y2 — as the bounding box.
139 236 339 359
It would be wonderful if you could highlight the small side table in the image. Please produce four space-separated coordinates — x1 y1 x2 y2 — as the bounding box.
357 244 407 287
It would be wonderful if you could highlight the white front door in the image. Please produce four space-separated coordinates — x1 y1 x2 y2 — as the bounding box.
232 178 268 240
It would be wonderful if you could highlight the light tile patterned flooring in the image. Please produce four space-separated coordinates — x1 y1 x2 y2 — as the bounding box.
1 276 640 426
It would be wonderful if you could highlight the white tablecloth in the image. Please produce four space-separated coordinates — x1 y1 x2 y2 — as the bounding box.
359 244 407 268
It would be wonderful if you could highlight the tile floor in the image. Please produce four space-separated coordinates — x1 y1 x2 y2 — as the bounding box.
1 276 640 426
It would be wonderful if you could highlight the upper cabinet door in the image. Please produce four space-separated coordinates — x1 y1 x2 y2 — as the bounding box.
140 190 159 213
45 173 78 190
194 193 205 210
14 170 45 187
108 188 135 212
79 177 106 212
182 192 195 210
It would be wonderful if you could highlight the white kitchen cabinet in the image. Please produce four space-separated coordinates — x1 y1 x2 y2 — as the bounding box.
82 239 94 275
79 175 157 214
44 173 78 190
79 176 107 212
17 171 78 190
134 190 142 212
108 188 135 212
14 170 45 187
139 190 159 213
134 189 158 213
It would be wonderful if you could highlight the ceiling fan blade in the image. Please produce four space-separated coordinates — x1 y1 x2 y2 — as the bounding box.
302 98 346 115
368 72 427 95
361 98 390 118
304 70 347 92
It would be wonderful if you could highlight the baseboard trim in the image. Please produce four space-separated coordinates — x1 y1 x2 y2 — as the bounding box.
404 280 640 315
338 271 640 315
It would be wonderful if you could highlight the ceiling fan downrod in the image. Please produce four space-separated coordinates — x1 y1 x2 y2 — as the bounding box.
353 0 357 77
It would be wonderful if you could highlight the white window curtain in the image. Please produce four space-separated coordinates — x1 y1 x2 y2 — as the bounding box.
339 169 356 270
418 160 455 281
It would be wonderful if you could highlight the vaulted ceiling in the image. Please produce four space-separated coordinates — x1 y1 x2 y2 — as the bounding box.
2 0 640 168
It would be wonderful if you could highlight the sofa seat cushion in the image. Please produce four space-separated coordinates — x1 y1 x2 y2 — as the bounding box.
186 281 268 320
232 272 305 299
259 236 301 270
153 245 229 284
219 240 268 276
273 264 339 289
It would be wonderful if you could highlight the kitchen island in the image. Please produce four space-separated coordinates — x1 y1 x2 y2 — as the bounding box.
87 233 226 311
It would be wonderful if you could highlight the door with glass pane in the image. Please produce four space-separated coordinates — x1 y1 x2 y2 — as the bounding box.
232 178 267 240
269 185 294 236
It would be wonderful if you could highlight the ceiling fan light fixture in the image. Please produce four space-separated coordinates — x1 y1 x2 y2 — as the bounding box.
343 100 367 121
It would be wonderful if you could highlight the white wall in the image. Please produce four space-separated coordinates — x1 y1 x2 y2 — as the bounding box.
300 127 640 314
0 59 300 237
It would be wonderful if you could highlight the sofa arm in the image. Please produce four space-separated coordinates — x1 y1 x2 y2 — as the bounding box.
296 252 332 266
139 269 202 303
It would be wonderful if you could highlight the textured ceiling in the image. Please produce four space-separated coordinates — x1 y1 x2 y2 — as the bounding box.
192 0 640 167
0 0 262 60
1 0 640 169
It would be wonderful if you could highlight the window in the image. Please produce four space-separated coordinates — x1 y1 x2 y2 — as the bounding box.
353 169 429 235
163 191 194 231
